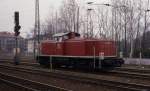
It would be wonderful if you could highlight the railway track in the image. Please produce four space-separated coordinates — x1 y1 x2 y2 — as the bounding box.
0 71 69 91
115 67 150 74
0 64 149 91
0 57 35 64
0 60 38 66
108 70 150 80
0 77 36 91
1 60 150 80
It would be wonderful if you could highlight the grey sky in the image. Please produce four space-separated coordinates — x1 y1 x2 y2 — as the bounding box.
0 0 108 37
0 0 63 37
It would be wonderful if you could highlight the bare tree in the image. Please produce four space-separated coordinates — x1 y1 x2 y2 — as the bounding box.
40 0 150 58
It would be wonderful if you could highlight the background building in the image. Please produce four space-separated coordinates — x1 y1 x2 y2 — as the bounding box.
27 38 34 54
0 32 27 55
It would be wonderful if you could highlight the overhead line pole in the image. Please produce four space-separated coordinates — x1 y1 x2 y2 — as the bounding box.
77 7 80 33
34 0 40 61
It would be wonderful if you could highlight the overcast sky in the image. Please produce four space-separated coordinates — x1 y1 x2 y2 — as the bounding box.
0 0 64 37
0 0 108 37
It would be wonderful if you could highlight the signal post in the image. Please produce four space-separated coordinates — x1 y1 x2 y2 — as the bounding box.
14 11 21 65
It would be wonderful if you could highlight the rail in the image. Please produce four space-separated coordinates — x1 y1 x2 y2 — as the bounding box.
0 78 37 91
0 64 149 91
0 71 70 91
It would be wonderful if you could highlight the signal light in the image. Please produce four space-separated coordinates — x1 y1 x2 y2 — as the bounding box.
15 31 20 36
14 25 21 32
14 11 21 36
15 12 19 26
14 25 21 36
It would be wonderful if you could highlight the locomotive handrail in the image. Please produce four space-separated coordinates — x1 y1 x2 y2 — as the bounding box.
39 54 117 58
93 46 96 69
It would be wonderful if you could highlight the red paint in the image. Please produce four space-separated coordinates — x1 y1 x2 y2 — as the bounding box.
55 42 64 55
94 41 116 56
41 37 117 57
65 38 85 56
41 40 56 55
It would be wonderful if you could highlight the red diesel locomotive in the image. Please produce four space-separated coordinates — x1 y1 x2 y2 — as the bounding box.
37 32 124 70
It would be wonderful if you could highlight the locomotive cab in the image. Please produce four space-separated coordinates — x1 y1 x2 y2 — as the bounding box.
53 32 80 41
